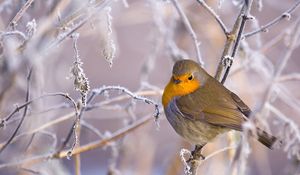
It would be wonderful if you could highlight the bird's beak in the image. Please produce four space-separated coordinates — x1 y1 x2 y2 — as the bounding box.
173 78 181 84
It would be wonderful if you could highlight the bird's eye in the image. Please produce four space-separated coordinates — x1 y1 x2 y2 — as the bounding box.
188 75 193 80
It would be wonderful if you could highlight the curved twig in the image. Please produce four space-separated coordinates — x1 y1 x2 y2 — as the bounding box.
244 0 300 38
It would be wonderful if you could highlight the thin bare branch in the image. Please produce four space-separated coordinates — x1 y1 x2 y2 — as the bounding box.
55 114 152 158
170 0 204 65
0 114 153 169
74 125 81 175
215 0 253 81
91 86 160 120
196 0 228 35
221 0 254 84
81 120 104 138
1 92 78 127
0 113 74 149
244 0 300 38
0 69 32 154
8 0 35 28
277 73 300 82
45 0 111 51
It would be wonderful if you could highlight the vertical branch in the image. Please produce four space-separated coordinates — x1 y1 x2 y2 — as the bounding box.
0 68 32 154
185 1 254 175
74 125 81 175
215 0 253 82
221 0 253 84
170 0 204 65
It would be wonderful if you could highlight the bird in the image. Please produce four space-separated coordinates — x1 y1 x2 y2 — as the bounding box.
162 59 277 156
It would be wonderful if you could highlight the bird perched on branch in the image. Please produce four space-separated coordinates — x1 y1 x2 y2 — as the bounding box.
162 59 277 156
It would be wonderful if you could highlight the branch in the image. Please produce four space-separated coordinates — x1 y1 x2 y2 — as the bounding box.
55 114 152 158
0 89 160 159
214 1 253 81
214 0 253 82
220 0 253 84
196 0 228 35
1 92 78 127
86 90 161 111
0 114 153 169
45 0 111 51
91 86 160 120
170 0 204 65
0 112 75 148
74 124 81 175
57 85 160 157
0 69 32 154
7 0 35 28
244 0 300 38
277 73 300 82
184 1 254 174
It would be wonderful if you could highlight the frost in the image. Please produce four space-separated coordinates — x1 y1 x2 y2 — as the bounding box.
180 148 192 175
222 55 233 67
283 13 291 20
26 19 37 38
102 7 116 67
70 33 90 106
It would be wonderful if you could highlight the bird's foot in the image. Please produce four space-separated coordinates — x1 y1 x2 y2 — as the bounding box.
187 145 205 162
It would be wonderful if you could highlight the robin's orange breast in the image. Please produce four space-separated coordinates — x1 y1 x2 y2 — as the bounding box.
162 74 200 108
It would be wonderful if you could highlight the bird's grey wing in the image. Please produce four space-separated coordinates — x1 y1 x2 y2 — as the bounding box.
230 92 252 117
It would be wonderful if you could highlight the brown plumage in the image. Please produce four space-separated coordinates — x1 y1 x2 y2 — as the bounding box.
162 59 277 149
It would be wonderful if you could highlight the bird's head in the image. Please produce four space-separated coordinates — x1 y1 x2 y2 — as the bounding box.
162 59 209 107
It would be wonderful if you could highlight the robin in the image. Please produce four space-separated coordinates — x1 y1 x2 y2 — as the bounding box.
162 59 277 155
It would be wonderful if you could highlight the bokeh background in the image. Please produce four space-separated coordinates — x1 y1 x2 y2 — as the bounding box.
0 0 300 174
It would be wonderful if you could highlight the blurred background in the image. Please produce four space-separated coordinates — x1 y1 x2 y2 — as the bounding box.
0 0 300 174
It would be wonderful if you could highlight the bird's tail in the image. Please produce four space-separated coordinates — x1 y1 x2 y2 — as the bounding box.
257 128 278 149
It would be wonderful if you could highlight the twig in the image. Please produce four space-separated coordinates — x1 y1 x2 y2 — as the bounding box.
244 0 300 38
0 112 75 147
75 154 81 175
46 0 111 51
74 124 81 175
4 90 160 128
20 168 41 175
55 114 152 158
91 86 160 120
276 84 300 115
3 86 160 157
277 73 300 82
170 0 204 65
70 33 90 106
0 31 28 41
22 131 57 153
81 120 104 138
0 154 52 169
266 103 300 158
47 19 86 50
85 90 161 111
7 0 35 28
1 92 78 127
24 133 35 152
274 23 300 78
221 0 253 84
0 114 152 169
196 0 228 35
0 69 32 154
214 0 253 81
204 145 237 162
